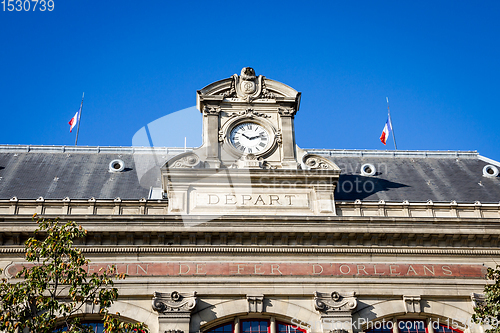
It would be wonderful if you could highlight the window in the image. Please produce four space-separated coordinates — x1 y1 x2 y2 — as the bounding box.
398 320 427 333
278 321 307 333
365 320 463 333
55 322 104 333
210 323 234 333
242 320 269 333
206 320 304 333
435 324 463 333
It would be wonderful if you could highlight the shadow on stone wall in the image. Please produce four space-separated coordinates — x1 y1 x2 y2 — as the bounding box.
335 175 409 201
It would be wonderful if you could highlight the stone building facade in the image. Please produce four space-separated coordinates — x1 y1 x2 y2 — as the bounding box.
1 68 500 333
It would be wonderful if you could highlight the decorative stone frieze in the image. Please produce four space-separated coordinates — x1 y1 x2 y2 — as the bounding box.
247 295 264 313
228 108 270 119
403 295 421 313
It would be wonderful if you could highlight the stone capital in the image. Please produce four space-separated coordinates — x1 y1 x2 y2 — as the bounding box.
152 291 197 318
314 291 357 314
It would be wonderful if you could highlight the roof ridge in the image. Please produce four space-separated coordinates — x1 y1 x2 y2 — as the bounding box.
0 145 481 159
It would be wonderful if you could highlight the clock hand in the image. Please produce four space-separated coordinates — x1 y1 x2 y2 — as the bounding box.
241 133 251 139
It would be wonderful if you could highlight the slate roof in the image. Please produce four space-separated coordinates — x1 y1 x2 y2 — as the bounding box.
0 145 499 203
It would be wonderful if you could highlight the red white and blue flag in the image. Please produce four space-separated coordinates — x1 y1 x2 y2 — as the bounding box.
68 107 80 133
380 117 392 145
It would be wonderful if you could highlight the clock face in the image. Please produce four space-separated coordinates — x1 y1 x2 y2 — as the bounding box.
229 122 271 154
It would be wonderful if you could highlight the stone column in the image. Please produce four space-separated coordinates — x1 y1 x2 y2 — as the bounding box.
277 107 297 167
270 317 276 333
202 105 221 167
314 291 357 333
235 317 241 333
152 291 197 333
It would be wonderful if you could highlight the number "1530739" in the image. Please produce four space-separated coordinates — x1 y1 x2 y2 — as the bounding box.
1 0 54 11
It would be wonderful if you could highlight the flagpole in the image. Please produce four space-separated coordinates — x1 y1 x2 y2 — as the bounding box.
386 97 398 150
75 92 84 146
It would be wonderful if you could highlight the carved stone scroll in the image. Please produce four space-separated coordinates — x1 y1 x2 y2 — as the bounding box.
152 291 197 317
303 154 338 170
153 291 197 333
314 291 357 333
165 153 203 169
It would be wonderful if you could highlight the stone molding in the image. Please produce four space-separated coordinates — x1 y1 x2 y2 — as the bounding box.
1 245 500 256
403 295 421 313
2 199 498 218
152 291 197 318
247 295 264 313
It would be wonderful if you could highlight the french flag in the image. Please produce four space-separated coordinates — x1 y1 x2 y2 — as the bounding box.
380 117 392 145
68 108 80 132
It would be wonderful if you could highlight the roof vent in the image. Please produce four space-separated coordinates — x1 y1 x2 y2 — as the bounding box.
483 165 499 178
360 163 376 176
109 159 125 173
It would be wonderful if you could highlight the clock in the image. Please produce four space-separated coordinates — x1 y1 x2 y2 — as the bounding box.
229 122 271 154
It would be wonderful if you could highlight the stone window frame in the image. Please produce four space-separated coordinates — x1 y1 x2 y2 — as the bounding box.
205 318 306 333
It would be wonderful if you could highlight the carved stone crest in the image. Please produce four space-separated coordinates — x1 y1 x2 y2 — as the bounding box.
152 291 197 317
314 291 357 313
221 67 274 102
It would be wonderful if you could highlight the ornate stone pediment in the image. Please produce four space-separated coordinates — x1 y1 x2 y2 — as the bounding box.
197 67 300 106
314 291 357 313
152 291 197 316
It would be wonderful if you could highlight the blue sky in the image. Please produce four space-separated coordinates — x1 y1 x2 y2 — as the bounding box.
1 1 499 161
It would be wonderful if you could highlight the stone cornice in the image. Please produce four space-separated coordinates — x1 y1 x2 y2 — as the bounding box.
0 198 499 218
1 245 500 256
